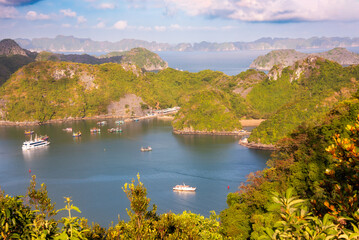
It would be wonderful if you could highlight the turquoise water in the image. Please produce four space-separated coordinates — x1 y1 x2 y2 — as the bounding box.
0 119 271 226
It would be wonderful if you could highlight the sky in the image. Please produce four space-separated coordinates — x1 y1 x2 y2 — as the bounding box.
0 0 359 43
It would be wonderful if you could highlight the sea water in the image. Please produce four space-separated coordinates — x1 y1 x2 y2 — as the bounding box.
0 119 270 226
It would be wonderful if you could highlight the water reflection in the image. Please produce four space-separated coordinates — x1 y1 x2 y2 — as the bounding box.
22 146 49 161
173 191 196 198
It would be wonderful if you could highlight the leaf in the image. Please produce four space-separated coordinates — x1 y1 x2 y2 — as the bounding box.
72 206 82 213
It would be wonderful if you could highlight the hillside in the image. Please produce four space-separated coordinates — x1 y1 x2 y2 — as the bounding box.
0 61 245 124
172 89 243 133
220 95 359 239
247 56 359 144
250 47 359 70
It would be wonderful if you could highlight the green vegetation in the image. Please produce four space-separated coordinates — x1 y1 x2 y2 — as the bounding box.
101 47 168 70
172 89 243 132
0 62 253 132
0 55 34 85
248 59 359 144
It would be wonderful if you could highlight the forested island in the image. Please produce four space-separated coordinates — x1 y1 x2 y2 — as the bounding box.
1 38 359 239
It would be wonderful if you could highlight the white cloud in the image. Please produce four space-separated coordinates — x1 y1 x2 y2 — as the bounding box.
0 5 18 18
62 23 71 28
98 3 115 9
77 16 87 23
154 25 166 31
25 11 50 20
137 26 152 31
138 0 359 22
113 20 127 29
60 9 77 18
95 21 106 28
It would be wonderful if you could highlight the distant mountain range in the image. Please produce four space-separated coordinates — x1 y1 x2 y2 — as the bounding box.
15 35 359 53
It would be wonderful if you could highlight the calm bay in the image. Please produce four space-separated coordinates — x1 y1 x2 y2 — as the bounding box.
0 118 270 226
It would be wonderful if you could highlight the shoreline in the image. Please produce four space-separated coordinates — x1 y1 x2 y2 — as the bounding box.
238 140 277 150
173 129 249 136
239 119 265 127
0 112 175 126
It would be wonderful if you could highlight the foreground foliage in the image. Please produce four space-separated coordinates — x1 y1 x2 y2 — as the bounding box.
220 96 359 239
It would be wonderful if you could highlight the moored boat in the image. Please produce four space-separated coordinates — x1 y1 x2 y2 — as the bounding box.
73 131 82 137
22 135 50 150
173 183 196 191
97 121 107 126
115 120 125 125
24 130 34 135
90 128 101 133
108 128 122 133
140 146 152 152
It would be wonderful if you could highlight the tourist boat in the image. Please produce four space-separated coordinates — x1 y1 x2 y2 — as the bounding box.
108 128 122 133
73 131 82 137
140 146 152 152
63 128 72 132
24 130 34 135
90 128 101 133
115 120 125 125
22 135 50 150
97 121 107 126
173 183 196 191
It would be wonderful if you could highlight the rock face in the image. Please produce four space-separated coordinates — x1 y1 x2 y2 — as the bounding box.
107 94 146 117
0 39 36 85
0 39 28 56
250 48 359 71
0 39 36 58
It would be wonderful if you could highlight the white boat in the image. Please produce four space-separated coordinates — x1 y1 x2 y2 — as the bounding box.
140 146 152 152
22 136 50 150
173 183 196 191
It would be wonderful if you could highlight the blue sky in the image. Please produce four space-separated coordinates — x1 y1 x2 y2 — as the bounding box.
1 0 359 43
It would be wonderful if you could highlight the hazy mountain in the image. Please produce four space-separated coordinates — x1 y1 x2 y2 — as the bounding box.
15 35 359 53
250 47 359 71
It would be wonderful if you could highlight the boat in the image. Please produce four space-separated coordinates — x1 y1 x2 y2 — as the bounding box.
73 131 82 137
39 135 49 141
108 128 122 133
22 135 50 150
115 120 125 125
97 121 107 126
24 130 34 135
173 183 196 191
140 146 152 152
63 128 72 132
90 128 101 133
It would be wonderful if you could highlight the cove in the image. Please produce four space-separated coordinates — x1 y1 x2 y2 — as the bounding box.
0 118 271 226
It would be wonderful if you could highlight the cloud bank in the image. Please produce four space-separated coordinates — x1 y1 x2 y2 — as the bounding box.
138 0 359 22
